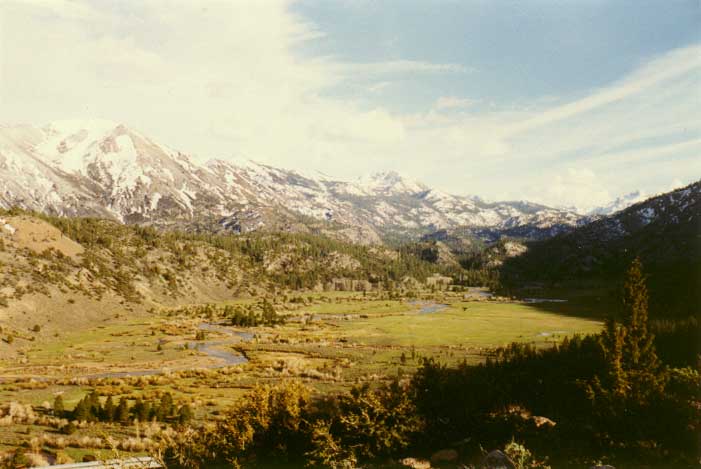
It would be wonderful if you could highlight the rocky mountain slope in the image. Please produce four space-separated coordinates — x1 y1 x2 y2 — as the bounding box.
0 120 584 244
500 181 701 316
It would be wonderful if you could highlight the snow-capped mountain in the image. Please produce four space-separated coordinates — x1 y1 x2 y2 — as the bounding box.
357 171 429 196
588 190 648 216
0 120 584 243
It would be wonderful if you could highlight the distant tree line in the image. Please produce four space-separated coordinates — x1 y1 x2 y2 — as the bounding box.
171 299 285 327
227 299 284 327
54 391 193 426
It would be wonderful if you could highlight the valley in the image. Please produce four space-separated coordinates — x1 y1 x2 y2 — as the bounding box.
4 2 700 466
0 185 696 467
0 291 603 464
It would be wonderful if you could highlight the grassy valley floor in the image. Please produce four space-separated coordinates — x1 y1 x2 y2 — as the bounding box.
0 291 603 463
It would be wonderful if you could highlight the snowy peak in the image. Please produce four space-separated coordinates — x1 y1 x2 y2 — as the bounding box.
0 120 220 222
358 171 429 196
40 119 207 189
38 119 129 170
589 190 648 216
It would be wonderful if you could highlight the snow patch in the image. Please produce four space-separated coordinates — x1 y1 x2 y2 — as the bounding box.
637 207 656 225
0 218 16 234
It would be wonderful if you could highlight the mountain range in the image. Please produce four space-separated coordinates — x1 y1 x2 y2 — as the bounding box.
0 119 651 244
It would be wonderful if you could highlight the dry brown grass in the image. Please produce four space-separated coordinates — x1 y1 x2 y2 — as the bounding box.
4 216 84 258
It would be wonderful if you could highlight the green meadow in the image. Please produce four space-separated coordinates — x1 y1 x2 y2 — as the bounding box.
0 292 604 462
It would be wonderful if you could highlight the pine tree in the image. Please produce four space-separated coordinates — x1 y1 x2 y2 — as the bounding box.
53 395 65 418
619 258 664 402
132 398 145 421
140 401 152 422
73 399 89 422
103 396 115 422
598 315 627 399
261 299 276 325
87 391 101 422
177 404 194 425
116 397 130 424
159 393 174 419
586 258 668 440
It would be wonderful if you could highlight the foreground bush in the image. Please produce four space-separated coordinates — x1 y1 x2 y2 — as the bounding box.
162 380 419 468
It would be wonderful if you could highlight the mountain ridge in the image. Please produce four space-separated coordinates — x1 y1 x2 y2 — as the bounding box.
499 180 701 317
0 119 639 244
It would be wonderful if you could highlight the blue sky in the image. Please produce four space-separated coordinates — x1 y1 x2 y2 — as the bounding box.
294 1 699 111
1 0 699 211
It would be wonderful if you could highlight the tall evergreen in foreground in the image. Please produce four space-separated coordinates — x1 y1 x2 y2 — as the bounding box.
619 258 663 401
586 258 666 443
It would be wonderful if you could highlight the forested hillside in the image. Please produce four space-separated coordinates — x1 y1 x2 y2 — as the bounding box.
0 209 442 330
499 182 701 317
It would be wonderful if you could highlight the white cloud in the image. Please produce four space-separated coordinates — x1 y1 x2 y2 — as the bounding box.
525 168 611 213
579 138 701 167
1 1 391 168
400 44 701 205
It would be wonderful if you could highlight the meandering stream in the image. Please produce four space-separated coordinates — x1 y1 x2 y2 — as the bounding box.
66 323 251 380
11 302 457 381
191 323 251 366
409 301 449 314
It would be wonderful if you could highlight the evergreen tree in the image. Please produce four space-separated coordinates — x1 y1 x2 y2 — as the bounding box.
177 404 194 425
597 315 627 399
86 390 101 421
159 393 174 419
586 257 668 443
53 395 65 418
132 398 145 421
73 399 89 422
140 401 152 422
116 397 130 424
103 396 115 422
621 258 662 396
261 298 281 325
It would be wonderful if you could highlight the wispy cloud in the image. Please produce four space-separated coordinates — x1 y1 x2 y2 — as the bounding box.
504 44 701 136
402 43 701 209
